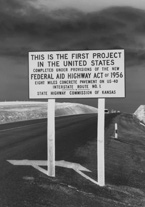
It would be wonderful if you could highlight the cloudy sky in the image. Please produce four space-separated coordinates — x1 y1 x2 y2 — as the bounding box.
1 0 145 113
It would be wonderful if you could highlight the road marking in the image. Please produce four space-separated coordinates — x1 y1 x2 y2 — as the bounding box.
75 169 99 185
0 121 46 132
7 160 91 172
7 160 100 185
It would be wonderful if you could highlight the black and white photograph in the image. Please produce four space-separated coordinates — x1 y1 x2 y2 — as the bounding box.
0 0 145 206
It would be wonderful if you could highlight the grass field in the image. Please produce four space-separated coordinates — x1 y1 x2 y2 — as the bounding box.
35 113 145 207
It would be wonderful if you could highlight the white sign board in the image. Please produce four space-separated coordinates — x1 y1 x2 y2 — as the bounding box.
29 50 125 99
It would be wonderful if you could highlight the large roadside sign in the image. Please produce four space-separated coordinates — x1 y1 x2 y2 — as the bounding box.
28 49 125 187
29 50 125 99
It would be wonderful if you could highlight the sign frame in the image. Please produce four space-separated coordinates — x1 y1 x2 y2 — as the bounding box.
28 49 125 99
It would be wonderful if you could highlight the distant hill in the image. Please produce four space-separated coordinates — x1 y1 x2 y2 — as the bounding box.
134 105 145 124
0 102 98 124
55 102 98 116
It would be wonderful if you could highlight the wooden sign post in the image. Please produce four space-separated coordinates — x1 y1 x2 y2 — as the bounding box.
47 99 55 177
97 98 105 186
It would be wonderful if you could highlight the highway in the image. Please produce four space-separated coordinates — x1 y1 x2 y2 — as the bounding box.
1 113 135 207
0 114 101 207
0 118 48 207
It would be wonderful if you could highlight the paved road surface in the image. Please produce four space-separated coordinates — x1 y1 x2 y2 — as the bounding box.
0 114 116 207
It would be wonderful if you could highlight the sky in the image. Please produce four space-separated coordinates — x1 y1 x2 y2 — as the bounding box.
1 0 145 113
